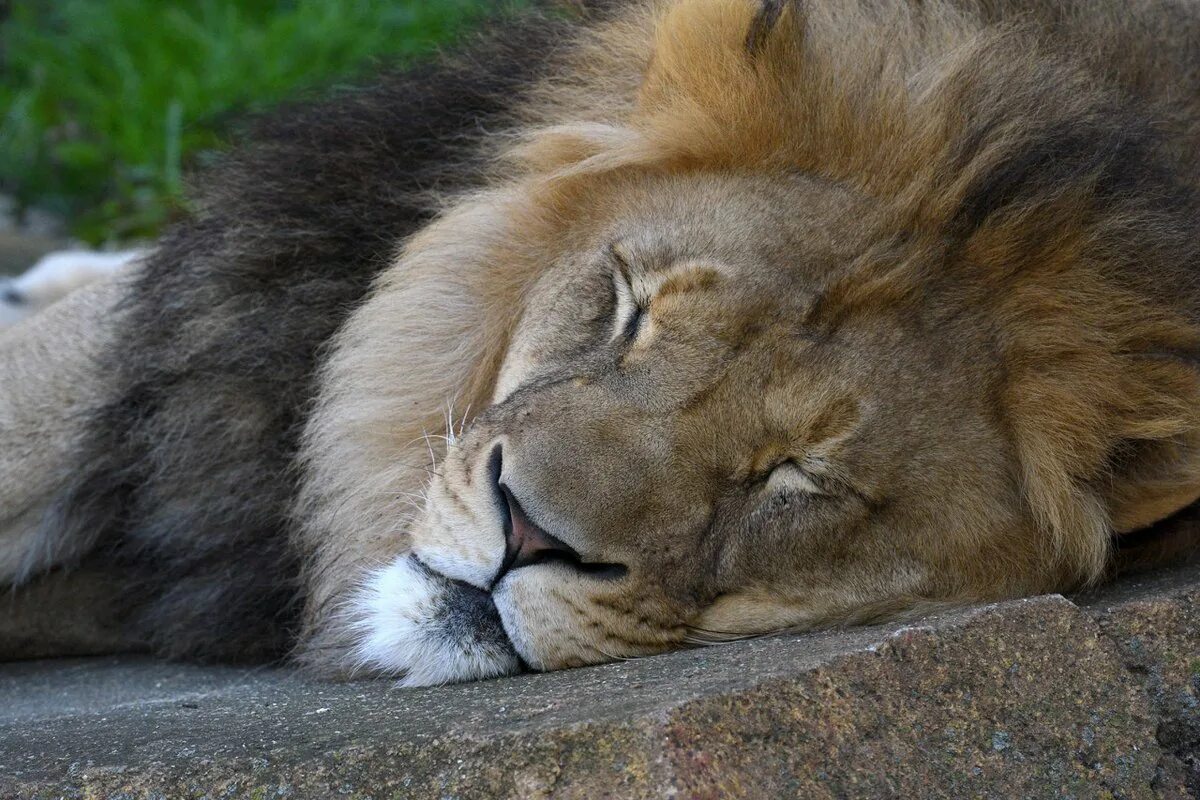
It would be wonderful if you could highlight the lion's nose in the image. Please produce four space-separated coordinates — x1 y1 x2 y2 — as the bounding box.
499 484 582 573
487 444 629 585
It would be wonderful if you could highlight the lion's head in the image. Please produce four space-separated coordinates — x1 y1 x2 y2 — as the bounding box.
296 0 1200 685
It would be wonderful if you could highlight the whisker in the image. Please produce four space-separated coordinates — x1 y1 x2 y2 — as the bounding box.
591 641 639 663
443 401 457 446
385 490 429 503
420 428 438 472
456 403 472 439
682 626 779 646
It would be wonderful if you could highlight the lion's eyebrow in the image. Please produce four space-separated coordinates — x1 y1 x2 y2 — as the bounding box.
655 265 721 299
606 239 724 298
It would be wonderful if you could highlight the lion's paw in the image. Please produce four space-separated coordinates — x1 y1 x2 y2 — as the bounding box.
1 249 142 328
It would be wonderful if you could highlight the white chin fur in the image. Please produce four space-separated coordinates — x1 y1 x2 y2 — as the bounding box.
351 555 521 687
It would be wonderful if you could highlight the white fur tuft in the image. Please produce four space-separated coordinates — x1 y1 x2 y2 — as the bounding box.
350 555 520 687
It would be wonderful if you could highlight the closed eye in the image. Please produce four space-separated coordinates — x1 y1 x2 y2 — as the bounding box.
764 461 828 497
610 263 646 344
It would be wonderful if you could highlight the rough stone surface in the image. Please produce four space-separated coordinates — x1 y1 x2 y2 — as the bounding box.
4 572 1197 799
1079 565 1200 797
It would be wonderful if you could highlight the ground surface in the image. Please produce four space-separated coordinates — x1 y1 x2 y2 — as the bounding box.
1 564 1197 799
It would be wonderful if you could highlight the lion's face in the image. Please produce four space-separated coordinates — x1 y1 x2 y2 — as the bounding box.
349 170 1042 683
312 0 1200 686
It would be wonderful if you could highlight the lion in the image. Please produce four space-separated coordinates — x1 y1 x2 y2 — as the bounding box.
2 0 1199 686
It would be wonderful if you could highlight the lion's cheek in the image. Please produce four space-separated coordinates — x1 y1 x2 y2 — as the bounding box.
493 568 680 671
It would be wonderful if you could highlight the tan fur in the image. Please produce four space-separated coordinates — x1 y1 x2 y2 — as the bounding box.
294 190 553 642
0 272 131 583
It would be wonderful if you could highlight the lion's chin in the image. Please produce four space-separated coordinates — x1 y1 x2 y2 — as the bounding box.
351 555 522 687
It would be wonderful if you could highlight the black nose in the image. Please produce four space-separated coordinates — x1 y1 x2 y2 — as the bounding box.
499 484 582 573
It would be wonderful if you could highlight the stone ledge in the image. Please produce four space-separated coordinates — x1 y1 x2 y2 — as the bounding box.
1078 566 1200 796
1 565 1197 799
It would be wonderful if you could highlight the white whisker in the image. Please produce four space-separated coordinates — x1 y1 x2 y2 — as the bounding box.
420 428 439 472
456 403 472 439
443 401 457 446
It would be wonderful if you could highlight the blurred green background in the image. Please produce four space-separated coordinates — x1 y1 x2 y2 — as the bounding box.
0 0 507 245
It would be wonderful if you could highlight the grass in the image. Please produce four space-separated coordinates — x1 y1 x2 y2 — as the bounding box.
0 0 506 244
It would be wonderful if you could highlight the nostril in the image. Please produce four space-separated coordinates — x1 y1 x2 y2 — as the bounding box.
500 485 581 572
493 483 629 583
487 446 628 583
487 443 506 519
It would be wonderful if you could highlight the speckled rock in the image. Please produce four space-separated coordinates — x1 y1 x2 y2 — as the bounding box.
1080 565 1200 797
3 586 1190 800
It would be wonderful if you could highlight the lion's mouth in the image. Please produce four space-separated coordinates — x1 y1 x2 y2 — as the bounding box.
410 556 519 654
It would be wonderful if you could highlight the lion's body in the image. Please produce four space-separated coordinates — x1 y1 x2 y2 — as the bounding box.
3 0 1200 680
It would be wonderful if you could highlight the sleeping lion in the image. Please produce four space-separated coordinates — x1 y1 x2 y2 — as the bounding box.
3 0 1200 686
